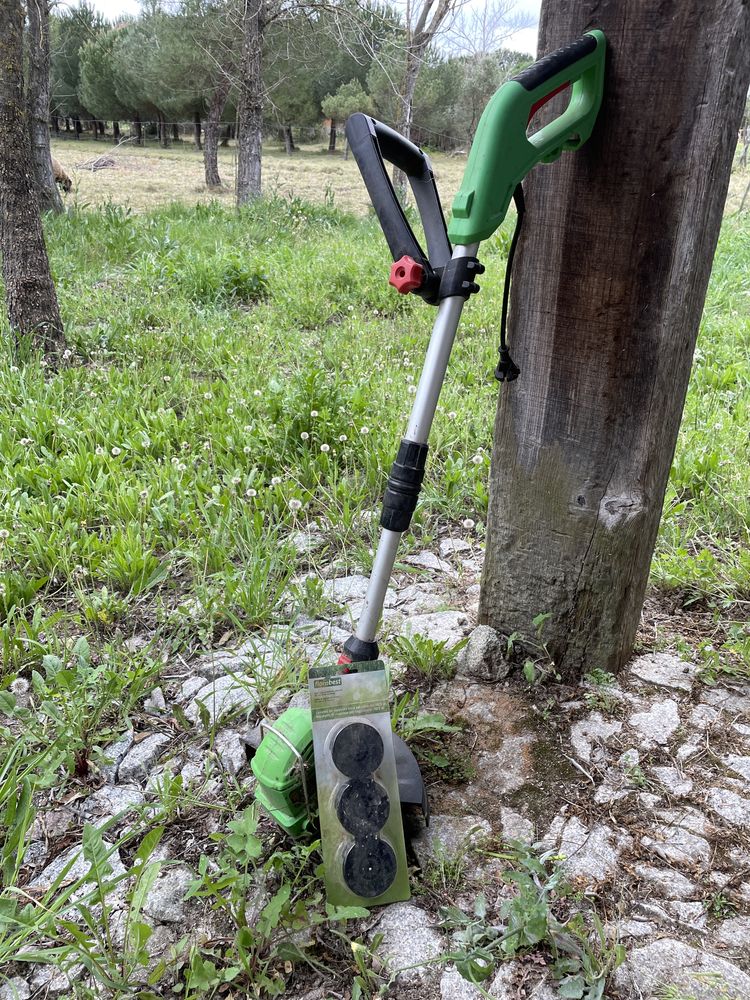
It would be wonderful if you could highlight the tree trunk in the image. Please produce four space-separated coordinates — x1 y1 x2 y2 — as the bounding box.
158 112 169 147
393 44 425 198
74 114 81 138
282 124 295 155
479 0 750 678
25 0 62 214
172 122 179 143
0 0 66 362
113 120 120 142
236 0 264 205
64 116 70 131
133 114 142 145
193 109 201 150
204 75 229 187
328 119 336 153
52 114 58 133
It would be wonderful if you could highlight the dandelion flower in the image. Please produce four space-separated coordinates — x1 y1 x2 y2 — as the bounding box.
227 407 234 415
254 389 262 397
243 445 252 454
288 498 303 512
339 434 347 442
462 518 475 530
231 476 241 485
271 476 282 485
471 455 483 465
301 432 310 441
320 443 330 453
245 488 257 498
0 529 9 540
19 437 32 446
9 677 29 696
360 426 370 435
448 411 457 420
310 409 319 418
111 446 122 457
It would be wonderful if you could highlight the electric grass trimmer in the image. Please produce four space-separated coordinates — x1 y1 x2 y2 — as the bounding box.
252 32 606 903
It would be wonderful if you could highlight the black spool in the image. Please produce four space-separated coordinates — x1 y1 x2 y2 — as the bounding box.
343 837 397 897
337 778 390 837
331 722 384 778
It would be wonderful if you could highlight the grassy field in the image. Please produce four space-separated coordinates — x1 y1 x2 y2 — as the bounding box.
51 134 750 215
51 136 469 215
0 148 748 994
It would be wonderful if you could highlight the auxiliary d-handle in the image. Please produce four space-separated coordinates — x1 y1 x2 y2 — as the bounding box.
345 114 452 304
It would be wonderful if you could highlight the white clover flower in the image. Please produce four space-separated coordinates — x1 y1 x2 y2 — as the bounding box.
360 426 369 435
339 434 347 442
462 518 475 530
10 677 29 696
19 437 32 446
203 441 211 450
373 309 380 316
386 377 393 385
347 305 354 312
243 445 252 454
163 375 171 383
227 407 234 415
310 410 319 418
245 488 257 498
448 411 457 420
56 417 65 426
271 476 282 485
320 443 330 453
300 432 310 441
181 441 189 450
288 498 303 512
204 392 213 401
253 389 262 397
111 446 122 456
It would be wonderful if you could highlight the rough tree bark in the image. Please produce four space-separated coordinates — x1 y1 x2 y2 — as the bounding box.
236 0 264 205
193 109 201 150
479 0 750 678
0 0 66 361
328 119 336 153
204 75 230 187
26 0 62 213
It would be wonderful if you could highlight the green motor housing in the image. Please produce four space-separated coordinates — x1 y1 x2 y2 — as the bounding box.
251 707 315 839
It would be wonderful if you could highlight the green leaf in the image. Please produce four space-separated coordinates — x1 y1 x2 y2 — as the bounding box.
260 883 291 932
0 691 17 715
558 974 586 998
325 903 370 921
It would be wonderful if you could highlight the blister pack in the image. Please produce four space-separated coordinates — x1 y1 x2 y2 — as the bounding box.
308 661 410 906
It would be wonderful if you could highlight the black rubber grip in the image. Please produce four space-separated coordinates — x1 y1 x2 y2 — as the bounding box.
380 439 428 533
369 119 426 177
513 34 597 92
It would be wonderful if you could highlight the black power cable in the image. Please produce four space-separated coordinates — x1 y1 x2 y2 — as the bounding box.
495 183 526 383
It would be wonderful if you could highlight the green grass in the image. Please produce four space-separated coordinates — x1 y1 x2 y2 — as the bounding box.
0 195 749 993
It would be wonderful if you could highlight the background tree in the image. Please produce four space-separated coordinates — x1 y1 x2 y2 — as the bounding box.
322 79 375 154
27 0 63 212
479 0 750 677
79 28 137 143
236 0 265 204
1 0 66 361
50 3 104 137
111 17 172 147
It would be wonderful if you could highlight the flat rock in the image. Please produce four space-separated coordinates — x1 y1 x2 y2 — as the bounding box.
405 551 458 576
706 787 750 827
97 731 134 782
213 729 247 775
723 754 750 784
689 704 721 730
500 807 534 843
439 538 472 558
30 840 125 890
570 712 622 763
185 673 258 726
143 686 167 713
475 736 535 794
118 733 171 784
290 528 325 554
713 916 750 959
629 698 680 745
322 574 370 602
633 863 698 900
190 636 279 681
614 938 750 999
413 814 492 867
395 583 448 615
29 964 83 995
400 611 469 647
375 902 444 985
143 866 194 923
642 825 711 866
700 686 750 715
651 766 693 797
81 784 145 825
629 652 697 692
456 626 509 681
557 818 631 883
0 979 30 1000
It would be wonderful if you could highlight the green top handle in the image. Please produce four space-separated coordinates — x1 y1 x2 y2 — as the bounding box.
448 30 607 245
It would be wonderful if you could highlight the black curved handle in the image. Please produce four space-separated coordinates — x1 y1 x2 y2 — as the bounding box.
345 113 451 275
512 34 598 93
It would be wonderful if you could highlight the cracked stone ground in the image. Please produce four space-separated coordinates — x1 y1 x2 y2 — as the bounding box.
8 534 750 1000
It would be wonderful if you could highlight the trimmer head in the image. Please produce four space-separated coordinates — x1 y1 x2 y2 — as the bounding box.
248 707 428 839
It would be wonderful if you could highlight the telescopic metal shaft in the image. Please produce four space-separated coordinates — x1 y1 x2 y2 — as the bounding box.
354 243 480 645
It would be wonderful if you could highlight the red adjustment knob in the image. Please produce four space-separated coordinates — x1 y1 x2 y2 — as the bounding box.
389 255 424 294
